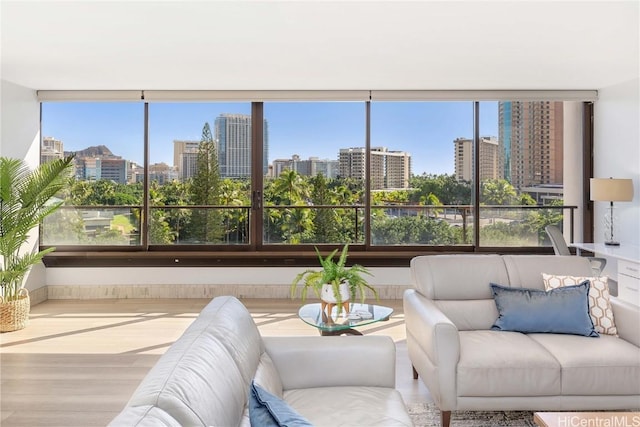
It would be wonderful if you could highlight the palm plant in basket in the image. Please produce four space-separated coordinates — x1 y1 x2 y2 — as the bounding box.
0 155 74 332
290 244 378 316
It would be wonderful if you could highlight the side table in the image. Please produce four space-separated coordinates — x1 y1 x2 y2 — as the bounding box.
298 303 393 336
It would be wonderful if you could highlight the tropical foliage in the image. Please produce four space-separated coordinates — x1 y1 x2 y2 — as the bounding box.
290 245 378 309
0 156 74 300
40 150 564 247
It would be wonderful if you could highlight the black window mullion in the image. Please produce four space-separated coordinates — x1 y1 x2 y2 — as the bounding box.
251 102 264 250
473 101 480 248
142 102 150 249
364 100 372 248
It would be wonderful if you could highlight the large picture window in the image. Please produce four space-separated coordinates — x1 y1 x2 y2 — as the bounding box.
148 102 253 246
263 102 365 245
40 102 144 247
39 92 591 265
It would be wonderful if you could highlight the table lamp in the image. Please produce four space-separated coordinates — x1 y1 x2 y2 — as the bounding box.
590 177 634 246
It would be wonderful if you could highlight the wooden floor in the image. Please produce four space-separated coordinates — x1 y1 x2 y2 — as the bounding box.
0 298 431 426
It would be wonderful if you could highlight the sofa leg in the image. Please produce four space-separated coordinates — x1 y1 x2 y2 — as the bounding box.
412 365 418 380
441 410 451 427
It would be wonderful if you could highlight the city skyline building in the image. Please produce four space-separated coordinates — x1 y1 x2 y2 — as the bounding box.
454 136 503 182
338 146 412 190
148 162 178 185
271 154 339 179
41 136 64 163
499 101 564 189
215 114 269 178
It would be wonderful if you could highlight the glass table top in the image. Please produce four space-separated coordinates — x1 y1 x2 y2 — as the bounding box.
298 303 394 335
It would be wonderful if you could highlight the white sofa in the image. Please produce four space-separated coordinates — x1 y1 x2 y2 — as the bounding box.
404 254 640 427
109 296 413 427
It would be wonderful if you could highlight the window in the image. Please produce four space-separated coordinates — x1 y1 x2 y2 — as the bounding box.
39 92 592 266
369 102 473 245
40 102 144 246
263 102 365 245
148 103 253 246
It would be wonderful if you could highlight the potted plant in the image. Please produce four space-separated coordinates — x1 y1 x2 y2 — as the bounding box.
0 155 74 332
290 244 378 316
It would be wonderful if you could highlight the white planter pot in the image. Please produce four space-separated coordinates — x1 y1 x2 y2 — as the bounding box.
320 283 350 304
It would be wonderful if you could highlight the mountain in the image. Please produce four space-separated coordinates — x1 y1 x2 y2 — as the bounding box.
65 145 119 158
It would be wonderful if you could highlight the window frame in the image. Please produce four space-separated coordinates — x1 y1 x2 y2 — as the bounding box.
39 91 596 267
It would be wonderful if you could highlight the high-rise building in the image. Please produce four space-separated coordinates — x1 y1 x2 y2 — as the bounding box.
499 101 563 189
180 152 199 181
383 149 412 189
100 158 129 184
215 114 269 178
271 155 338 179
173 140 199 179
338 147 411 190
41 136 64 163
148 162 178 185
454 136 503 182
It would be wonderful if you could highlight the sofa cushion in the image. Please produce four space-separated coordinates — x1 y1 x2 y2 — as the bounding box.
434 299 499 331
529 333 640 396
457 330 561 397
254 352 284 398
196 296 264 384
284 386 413 427
249 382 312 427
126 297 261 427
411 254 509 300
490 282 598 337
503 255 593 290
108 405 181 427
542 274 617 336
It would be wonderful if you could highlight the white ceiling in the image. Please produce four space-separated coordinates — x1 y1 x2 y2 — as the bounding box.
1 1 638 91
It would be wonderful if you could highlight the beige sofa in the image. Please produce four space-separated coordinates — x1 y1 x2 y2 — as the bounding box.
109 295 412 427
404 254 640 427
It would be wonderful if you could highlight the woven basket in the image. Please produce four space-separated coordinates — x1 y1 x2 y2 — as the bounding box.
0 288 30 332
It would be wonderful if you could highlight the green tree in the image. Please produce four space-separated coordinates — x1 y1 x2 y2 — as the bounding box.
148 184 176 244
309 174 341 243
187 122 224 243
481 179 517 205
270 170 311 243
155 180 192 243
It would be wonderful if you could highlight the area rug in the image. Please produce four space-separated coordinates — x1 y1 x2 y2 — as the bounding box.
407 402 536 427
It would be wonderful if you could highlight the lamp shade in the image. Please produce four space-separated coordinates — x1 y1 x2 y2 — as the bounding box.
590 178 634 202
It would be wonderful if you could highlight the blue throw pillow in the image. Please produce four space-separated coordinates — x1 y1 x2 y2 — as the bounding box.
249 381 313 427
490 281 598 337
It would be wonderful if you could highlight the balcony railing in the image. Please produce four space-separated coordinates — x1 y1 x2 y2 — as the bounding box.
42 204 576 248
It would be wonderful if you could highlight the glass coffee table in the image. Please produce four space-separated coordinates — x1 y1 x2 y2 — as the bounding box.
298 303 394 336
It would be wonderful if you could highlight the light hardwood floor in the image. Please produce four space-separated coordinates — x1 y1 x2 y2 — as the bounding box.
0 298 431 427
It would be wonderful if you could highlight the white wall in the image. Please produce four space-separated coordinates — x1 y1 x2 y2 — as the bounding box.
6 77 638 296
563 101 585 242
593 78 640 246
0 80 47 294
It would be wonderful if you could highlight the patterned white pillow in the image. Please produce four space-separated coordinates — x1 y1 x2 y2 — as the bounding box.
542 274 617 335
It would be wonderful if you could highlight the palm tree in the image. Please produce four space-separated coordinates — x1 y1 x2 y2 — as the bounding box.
0 156 74 301
272 170 309 205
481 179 517 205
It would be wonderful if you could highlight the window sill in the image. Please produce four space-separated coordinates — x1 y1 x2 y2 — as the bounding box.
43 247 551 268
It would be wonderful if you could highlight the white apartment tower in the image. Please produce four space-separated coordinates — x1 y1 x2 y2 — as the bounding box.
173 140 200 180
454 136 503 182
41 136 64 163
215 114 269 178
338 147 411 190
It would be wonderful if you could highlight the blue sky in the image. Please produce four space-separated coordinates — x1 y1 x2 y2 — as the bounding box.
41 101 499 175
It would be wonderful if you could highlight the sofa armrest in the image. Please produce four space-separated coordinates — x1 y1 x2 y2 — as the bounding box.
263 335 396 390
404 289 460 367
403 289 460 410
611 297 640 347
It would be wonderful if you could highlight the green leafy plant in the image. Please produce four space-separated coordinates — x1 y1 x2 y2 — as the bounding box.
290 244 378 311
0 156 74 301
